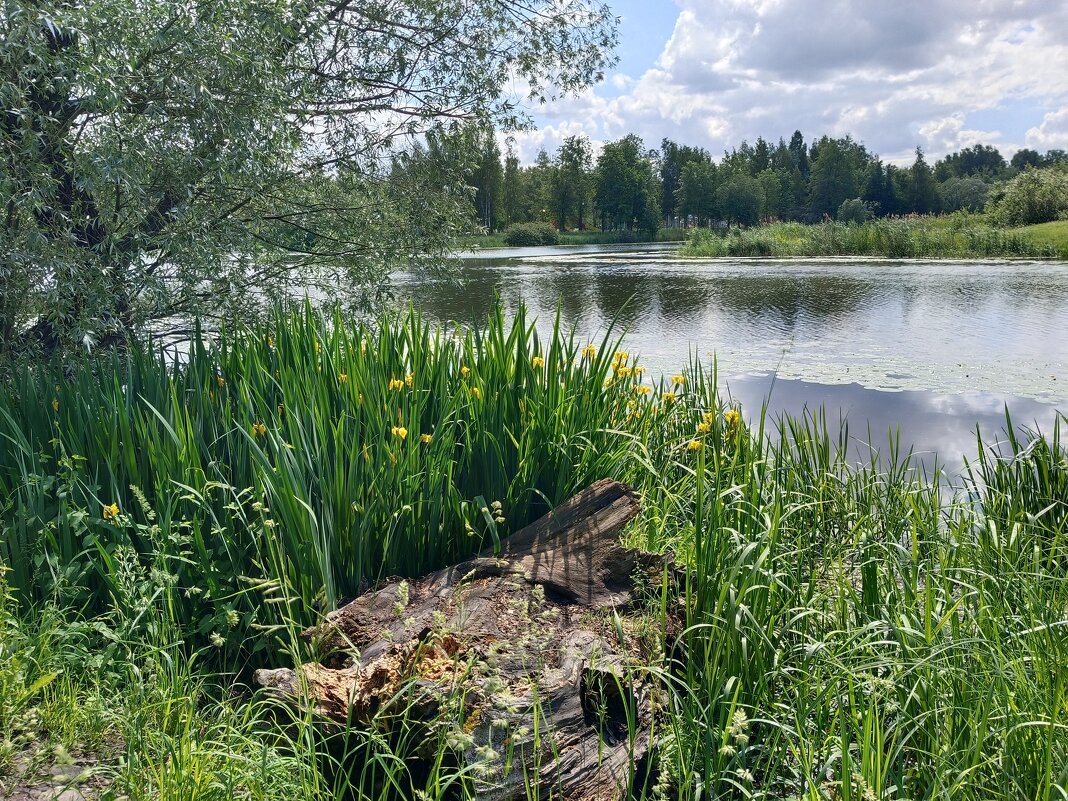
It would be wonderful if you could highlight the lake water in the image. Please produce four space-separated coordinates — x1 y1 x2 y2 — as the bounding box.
393 244 1067 474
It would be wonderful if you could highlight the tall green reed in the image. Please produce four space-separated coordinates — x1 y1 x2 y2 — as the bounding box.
680 218 1057 259
643 364 1068 799
2 302 1066 799
0 304 643 657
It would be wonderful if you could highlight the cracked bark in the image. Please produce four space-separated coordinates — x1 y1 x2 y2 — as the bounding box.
255 478 677 801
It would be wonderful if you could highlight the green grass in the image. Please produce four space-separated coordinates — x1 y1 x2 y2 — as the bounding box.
457 227 688 249
1017 220 1068 258
1 306 1066 799
0 304 643 652
0 570 338 801
679 217 1061 259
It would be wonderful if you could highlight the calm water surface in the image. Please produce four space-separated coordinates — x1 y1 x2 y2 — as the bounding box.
393 244 1068 472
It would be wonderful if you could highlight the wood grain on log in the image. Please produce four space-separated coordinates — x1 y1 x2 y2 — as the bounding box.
254 479 671 801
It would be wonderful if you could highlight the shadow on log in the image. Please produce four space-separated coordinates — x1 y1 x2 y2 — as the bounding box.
255 479 679 801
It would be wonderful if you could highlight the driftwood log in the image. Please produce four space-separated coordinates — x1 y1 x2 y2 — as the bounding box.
255 479 675 801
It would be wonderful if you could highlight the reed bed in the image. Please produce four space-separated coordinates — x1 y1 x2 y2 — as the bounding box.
679 219 1058 259
1 307 1066 800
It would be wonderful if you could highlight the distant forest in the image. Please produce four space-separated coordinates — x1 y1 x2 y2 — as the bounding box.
447 128 1068 234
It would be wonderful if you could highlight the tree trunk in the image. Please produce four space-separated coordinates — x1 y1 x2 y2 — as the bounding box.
255 479 677 801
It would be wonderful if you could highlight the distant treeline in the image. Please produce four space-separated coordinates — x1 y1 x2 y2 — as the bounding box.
450 127 1068 235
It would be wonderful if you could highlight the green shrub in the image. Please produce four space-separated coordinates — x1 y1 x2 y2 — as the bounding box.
940 175 992 212
986 166 1068 226
502 222 559 246
836 197 872 223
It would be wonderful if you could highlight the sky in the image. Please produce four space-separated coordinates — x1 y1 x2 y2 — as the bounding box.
509 0 1068 166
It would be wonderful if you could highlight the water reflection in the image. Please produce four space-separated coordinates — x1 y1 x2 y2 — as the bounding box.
726 375 1062 476
391 246 1067 468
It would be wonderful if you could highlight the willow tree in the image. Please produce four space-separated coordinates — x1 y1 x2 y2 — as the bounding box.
0 0 617 363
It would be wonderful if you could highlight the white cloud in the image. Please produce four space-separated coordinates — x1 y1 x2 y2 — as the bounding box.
1026 108 1068 150
512 0 1068 164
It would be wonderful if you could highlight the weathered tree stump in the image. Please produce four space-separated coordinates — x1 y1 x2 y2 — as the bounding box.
255 479 674 801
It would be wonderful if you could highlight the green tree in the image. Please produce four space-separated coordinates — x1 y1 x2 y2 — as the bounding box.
788 130 810 178
907 148 939 214
659 139 709 223
934 144 1006 180
890 164 912 213
808 139 858 218
594 135 659 234
757 170 785 221
0 0 616 363
527 150 557 225
779 165 809 218
721 143 754 177
470 128 504 230
717 175 764 226
501 144 524 228
677 160 718 226
553 135 593 230
770 138 792 170
938 176 991 213
862 160 899 216
1011 148 1043 171
751 137 771 174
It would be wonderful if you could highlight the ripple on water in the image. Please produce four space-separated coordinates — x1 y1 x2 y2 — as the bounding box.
391 250 1068 404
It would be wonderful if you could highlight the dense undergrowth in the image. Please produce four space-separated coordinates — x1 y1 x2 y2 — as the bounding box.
1 306 1066 800
1019 220 1068 258
679 217 1060 259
